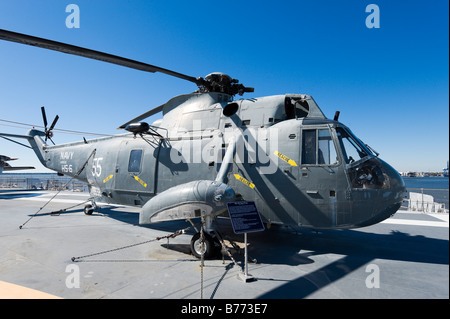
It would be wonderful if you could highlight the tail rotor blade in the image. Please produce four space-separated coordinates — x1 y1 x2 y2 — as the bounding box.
41 106 48 129
48 137 56 145
49 115 59 131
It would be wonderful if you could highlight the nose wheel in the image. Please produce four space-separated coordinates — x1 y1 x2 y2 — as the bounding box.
190 232 221 259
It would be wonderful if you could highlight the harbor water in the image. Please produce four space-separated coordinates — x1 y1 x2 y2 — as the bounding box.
402 176 449 211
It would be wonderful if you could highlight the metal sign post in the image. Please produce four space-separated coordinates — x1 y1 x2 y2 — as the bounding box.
240 232 252 282
226 201 265 283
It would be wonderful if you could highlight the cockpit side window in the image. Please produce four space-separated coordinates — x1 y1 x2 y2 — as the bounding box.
128 149 143 173
301 128 338 165
318 129 338 165
335 127 370 164
302 129 316 164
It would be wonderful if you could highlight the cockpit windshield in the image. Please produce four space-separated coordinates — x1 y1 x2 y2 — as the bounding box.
335 127 372 164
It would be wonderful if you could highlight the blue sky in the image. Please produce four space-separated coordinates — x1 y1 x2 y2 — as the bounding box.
0 0 448 172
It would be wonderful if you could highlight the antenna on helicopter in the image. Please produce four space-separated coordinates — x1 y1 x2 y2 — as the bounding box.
333 111 340 121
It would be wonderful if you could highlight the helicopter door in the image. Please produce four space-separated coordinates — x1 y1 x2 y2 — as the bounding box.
114 140 155 206
299 127 346 227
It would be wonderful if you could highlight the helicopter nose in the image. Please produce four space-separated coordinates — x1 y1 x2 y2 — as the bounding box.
374 160 407 226
384 159 407 203
353 158 407 228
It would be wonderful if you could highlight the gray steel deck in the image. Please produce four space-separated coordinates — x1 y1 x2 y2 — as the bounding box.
0 190 448 300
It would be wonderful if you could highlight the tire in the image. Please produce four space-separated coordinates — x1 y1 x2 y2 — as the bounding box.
84 204 94 215
190 232 220 259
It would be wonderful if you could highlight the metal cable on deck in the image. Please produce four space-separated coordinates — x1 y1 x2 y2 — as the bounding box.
19 149 96 229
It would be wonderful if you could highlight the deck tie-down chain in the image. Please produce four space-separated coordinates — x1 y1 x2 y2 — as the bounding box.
71 217 243 264
19 149 97 229
71 226 191 262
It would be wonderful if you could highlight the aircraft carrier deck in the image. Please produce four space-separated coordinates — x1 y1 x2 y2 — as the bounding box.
0 190 448 302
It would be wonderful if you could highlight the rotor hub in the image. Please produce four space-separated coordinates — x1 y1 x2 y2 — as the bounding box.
198 72 254 96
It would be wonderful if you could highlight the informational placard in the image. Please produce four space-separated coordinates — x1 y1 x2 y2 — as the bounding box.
227 201 265 234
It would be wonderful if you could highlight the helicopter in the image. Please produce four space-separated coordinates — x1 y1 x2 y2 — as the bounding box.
0 29 406 258
0 154 35 173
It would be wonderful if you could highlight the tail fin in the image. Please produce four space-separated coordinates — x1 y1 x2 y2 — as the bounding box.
26 129 47 166
0 129 47 167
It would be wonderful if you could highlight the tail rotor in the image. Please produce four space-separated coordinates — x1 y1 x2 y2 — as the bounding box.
41 106 59 145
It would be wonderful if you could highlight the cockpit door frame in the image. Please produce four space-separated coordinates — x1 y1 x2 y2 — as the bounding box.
299 124 350 227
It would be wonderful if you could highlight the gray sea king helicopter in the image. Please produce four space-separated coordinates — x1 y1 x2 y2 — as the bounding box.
0 29 406 258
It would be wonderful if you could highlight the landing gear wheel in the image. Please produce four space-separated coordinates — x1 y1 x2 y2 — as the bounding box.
84 204 95 215
190 232 220 259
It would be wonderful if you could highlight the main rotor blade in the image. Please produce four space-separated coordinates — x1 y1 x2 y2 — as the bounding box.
118 104 164 129
0 29 201 86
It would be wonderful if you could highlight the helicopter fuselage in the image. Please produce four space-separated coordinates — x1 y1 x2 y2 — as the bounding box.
28 92 406 229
